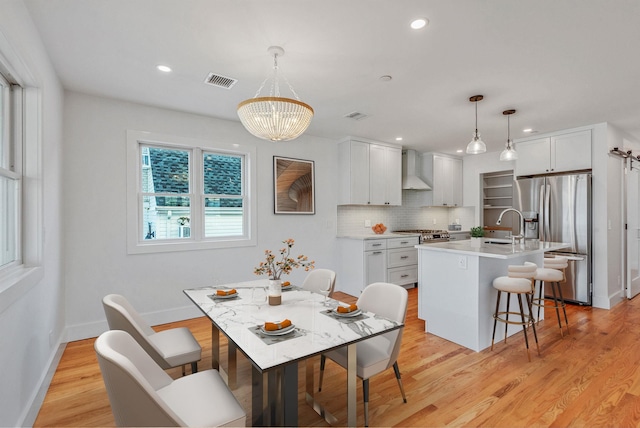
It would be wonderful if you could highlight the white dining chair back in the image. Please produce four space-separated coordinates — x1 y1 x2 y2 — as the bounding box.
102 294 201 374
318 282 408 426
95 330 246 427
300 268 337 296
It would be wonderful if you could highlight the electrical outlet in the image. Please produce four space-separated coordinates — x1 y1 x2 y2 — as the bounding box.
432 218 437 225
364 219 371 228
457 256 467 269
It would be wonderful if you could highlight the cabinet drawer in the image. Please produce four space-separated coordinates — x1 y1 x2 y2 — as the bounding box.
388 266 418 285
388 248 418 268
364 239 387 251
387 236 419 249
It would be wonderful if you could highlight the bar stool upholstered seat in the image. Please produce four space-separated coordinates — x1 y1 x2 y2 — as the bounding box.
491 263 539 361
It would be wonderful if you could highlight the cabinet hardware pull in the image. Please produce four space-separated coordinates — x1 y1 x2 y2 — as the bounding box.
400 256 409 259
372 243 382 246
372 251 383 255
401 274 409 278
400 241 408 244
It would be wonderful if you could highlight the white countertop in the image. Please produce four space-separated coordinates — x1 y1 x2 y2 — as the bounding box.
416 239 570 259
337 232 421 240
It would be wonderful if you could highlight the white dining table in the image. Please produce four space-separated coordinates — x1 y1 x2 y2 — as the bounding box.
183 279 403 427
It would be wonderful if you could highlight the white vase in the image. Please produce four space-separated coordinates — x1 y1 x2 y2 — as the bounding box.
470 237 482 247
268 279 282 306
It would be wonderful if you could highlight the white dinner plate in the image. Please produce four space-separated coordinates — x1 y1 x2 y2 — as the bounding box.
281 284 294 291
334 308 362 317
209 292 238 300
260 324 296 336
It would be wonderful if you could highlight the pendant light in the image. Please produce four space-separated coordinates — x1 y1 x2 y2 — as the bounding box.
466 95 486 154
237 46 314 142
499 109 518 161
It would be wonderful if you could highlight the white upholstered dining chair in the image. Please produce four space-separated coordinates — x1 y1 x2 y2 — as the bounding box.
300 268 336 296
318 282 408 427
95 330 246 427
102 294 201 375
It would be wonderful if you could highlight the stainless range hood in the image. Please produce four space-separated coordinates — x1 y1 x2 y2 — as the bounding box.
402 150 431 190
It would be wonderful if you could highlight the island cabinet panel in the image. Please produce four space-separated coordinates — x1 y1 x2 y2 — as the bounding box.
338 138 402 206
515 129 591 177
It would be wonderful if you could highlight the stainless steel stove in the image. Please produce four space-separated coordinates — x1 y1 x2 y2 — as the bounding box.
394 229 450 243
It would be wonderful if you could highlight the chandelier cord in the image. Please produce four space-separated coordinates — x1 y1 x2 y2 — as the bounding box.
474 101 479 135
251 52 301 101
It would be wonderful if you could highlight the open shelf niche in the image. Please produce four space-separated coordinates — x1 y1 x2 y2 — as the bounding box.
481 170 517 237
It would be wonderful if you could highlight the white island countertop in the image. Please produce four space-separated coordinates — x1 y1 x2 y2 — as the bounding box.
416 239 570 259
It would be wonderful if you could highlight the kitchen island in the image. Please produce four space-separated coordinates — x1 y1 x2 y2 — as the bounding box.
417 239 569 351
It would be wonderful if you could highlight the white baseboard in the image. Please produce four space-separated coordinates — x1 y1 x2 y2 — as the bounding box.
64 304 203 342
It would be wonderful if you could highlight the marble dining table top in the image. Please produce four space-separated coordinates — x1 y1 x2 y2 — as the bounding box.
183 279 402 372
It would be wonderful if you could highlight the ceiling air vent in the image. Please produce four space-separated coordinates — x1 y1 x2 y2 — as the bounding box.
344 111 369 121
204 72 238 89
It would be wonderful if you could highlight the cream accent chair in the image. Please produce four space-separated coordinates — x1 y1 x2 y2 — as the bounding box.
95 330 246 427
300 268 337 296
102 294 201 375
318 282 408 427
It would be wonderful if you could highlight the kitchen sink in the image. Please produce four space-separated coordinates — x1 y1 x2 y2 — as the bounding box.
484 239 512 245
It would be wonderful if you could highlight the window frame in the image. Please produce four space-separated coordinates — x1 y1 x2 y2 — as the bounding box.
126 130 257 254
0 31 44 304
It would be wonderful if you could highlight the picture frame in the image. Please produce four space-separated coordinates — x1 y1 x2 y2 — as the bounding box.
273 156 315 215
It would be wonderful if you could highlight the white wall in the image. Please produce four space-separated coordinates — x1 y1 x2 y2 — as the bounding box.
0 1 64 426
62 92 339 340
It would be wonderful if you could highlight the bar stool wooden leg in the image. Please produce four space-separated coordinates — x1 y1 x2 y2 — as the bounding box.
555 281 570 335
491 290 502 351
517 294 531 362
504 293 511 344
549 281 564 337
525 293 540 356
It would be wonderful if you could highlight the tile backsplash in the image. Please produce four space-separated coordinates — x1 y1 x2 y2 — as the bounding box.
337 205 475 236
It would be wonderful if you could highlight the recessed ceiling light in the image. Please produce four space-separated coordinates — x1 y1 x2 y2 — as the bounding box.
157 65 172 73
395 137 403 141
523 128 533 133
410 18 429 30
456 149 463 153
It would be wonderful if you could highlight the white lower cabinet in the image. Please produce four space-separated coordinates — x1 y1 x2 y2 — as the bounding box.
337 236 419 296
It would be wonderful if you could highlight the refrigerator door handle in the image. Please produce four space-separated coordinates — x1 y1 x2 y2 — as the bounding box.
539 184 546 241
544 184 551 240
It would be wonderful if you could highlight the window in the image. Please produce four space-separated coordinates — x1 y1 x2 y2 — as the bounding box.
0 71 18 269
127 130 256 254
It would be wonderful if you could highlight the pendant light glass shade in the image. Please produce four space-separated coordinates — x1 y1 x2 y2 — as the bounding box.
499 109 518 161
466 95 486 154
237 46 314 142
499 140 518 161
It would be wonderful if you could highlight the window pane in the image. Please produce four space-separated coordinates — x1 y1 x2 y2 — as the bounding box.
0 175 17 267
203 153 242 195
141 195 191 240
204 197 244 237
143 146 190 194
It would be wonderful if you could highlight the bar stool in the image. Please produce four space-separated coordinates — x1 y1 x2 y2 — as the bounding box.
491 263 539 361
529 256 570 337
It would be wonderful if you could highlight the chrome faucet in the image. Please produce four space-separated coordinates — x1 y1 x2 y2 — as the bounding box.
496 208 525 245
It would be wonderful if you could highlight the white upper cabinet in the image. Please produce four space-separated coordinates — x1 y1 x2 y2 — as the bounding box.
338 138 402 205
515 129 592 176
422 154 463 206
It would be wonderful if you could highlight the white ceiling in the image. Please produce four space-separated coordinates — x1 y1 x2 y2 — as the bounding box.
23 0 640 154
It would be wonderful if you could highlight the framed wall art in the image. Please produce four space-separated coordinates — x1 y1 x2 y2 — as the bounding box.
273 156 315 214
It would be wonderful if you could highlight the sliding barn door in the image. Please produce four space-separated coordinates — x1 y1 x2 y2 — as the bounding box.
627 160 640 299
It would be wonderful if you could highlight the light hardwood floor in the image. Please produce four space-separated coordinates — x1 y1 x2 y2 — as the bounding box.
35 288 640 427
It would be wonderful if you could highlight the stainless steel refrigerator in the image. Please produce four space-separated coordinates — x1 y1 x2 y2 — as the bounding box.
513 173 592 305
